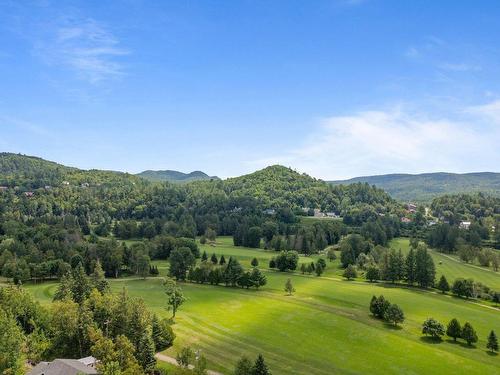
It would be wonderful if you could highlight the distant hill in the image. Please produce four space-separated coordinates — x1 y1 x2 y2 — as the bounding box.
0 152 142 189
330 172 500 202
137 169 219 183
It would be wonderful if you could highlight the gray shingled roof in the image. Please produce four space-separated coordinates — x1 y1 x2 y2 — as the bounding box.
28 359 98 375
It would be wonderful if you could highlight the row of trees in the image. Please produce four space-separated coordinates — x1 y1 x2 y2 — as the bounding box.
422 317 497 352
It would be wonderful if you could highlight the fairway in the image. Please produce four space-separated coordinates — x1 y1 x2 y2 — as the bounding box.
390 238 500 290
26 237 500 375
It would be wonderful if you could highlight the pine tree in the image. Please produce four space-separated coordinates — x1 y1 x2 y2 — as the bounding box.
487 330 498 353
446 318 461 342
201 251 208 262
234 356 253 375
252 354 271 375
405 248 416 285
210 253 218 264
71 264 91 304
251 258 259 267
136 332 156 372
384 304 404 326
53 272 74 301
219 255 226 265
91 260 109 294
300 263 306 274
461 322 478 346
437 275 450 294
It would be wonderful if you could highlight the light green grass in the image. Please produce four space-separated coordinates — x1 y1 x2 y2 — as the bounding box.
390 238 500 290
25 237 500 375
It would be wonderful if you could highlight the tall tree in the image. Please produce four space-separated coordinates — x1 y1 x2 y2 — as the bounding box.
487 330 498 353
461 322 478 346
164 277 186 319
252 354 271 375
446 318 461 342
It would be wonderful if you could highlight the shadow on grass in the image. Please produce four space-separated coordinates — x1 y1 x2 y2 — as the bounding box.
383 323 403 331
419 336 443 344
486 351 498 357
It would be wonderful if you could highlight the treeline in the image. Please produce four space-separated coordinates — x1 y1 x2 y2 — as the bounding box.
0 263 175 374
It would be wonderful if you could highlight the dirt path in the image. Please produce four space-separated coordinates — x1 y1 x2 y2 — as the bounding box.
155 353 224 375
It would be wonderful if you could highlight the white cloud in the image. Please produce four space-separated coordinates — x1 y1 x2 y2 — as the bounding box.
35 18 129 84
439 62 481 72
250 103 500 180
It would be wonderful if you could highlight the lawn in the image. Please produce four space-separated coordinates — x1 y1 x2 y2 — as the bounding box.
390 238 500 290
25 237 500 375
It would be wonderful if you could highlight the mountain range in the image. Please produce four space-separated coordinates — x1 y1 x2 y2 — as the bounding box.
330 172 500 202
136 170 219 183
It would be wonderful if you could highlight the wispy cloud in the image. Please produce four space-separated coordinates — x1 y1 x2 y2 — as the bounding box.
35 17 129 84
250 103 500 179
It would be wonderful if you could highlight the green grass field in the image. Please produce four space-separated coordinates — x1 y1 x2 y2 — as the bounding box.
25 237 500 375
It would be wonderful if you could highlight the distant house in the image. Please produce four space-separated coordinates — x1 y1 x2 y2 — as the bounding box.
62 181 70 186
428 220 437 226
313 208 324 218
0 186 8 192
325 212 337 218
459 221 471 230
406 203 417 213
81 182 90 188
263 208 276 215
24 191 34 197
401 217 412 224
28 357 98 375
44 185 52 190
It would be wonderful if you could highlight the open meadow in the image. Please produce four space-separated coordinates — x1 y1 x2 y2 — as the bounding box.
26 237 500 375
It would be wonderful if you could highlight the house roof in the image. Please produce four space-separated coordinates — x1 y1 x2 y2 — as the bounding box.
28 359 98 375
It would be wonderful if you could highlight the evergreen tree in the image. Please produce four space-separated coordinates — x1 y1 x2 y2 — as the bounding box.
136 332 156 372
91 259 109 294
446 318 461 342
53 272 74 301
251 258 259 267
461 322 478 346
211 253 218 264
252 354 271 375
201 251 208 262
234 356 253 375
405 248 416 285
369 295 390 319
487 330 498 353
249 268 267 289
437 275 450 294
219 255 226 265
415 245 435 288
300 263 306 274
71 264 91 304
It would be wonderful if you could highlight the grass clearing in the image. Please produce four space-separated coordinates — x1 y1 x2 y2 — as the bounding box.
26 237 500 374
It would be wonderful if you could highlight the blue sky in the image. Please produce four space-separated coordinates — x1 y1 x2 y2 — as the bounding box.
1 0 499 179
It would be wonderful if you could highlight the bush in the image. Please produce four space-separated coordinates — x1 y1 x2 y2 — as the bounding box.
422 318 445 340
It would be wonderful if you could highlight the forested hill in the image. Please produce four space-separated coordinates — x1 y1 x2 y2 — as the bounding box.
137 169 218 182
190 165 398 215
330 172 500 202
0 152 142 189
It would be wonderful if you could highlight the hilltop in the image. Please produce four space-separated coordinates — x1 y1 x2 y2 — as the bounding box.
0 152 142 189
137 169 218 183
330 172 500 202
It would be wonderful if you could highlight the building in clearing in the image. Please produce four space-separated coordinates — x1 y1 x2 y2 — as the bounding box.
28 357 98 375
459 221 471 230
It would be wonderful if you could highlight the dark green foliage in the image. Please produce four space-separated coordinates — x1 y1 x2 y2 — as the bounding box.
422 318 445 340
369 295 390 319
437 275 450 294
201 251 208 262
451 278 475 299
252 354 271 375
234 356 253 375
461 322 478 346
219 255 226 265
274 251 299 272
384 304 404 326
446 319 461 342
365 266 380 282
211 253 218 264
343 264 357 280
415 245 435 288
251 257 259 267
169 247 196 281
152 315 175 351
487 330 498 352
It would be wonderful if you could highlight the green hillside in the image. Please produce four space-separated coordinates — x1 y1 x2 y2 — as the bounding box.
0 152 142 189
330 172 500 202
137 169 218 183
